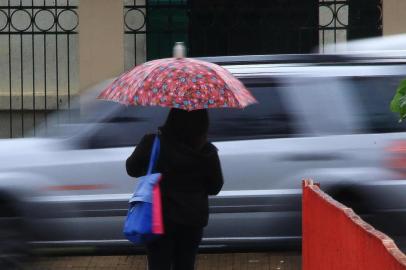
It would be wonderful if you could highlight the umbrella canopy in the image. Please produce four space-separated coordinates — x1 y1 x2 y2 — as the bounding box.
97 57 257 111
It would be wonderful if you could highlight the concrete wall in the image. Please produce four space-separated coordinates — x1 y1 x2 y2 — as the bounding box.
383 0 406 35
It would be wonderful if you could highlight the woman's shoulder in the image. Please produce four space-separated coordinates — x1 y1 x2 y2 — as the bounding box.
202 141 219 156
137 133 156 147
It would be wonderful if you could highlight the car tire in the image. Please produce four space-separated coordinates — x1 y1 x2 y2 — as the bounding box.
0 204 28 270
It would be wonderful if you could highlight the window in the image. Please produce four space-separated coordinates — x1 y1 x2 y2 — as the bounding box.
350 76 406 133
84 106 169 149
208 83 292 141
81 81 293 148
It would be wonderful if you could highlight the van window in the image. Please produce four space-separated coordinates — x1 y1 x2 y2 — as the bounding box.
350 76 406 133
209 83 293 141
84 106 169 149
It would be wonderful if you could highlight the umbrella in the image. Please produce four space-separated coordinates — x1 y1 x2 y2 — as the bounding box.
97 43 257 111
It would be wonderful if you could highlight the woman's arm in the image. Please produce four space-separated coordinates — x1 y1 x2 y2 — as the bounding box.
126 134 154 178
207 152 224 195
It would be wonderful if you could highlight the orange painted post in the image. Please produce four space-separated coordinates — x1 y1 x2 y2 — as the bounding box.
302 179 406 270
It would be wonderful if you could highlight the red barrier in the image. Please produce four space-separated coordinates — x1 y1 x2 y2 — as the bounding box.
302 179 406 270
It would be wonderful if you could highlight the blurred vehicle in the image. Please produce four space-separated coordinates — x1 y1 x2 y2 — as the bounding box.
1 36 406 266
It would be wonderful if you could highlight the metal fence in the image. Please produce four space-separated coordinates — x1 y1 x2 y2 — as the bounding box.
124 0 318 64
318 0 383 52
124 0 383 66
319 0 349 51
1 0 384 138
124 0 147 70
0 0 78 138
124 0 189 70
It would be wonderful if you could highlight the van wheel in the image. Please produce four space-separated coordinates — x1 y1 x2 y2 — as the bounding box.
0 208 28 270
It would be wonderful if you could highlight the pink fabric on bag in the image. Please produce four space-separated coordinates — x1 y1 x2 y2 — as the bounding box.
152 176 164 234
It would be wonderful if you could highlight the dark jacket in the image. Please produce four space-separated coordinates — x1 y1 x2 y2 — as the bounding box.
126 133 224 227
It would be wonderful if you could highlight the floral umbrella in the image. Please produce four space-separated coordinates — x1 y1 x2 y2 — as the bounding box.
97 45 257 111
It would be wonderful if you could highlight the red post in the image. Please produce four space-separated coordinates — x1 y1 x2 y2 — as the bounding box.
302 180 406 270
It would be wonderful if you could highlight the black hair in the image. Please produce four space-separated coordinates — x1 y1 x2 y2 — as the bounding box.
162 108 209 150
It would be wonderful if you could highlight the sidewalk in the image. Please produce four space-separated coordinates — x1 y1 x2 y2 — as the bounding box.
27 252 301 270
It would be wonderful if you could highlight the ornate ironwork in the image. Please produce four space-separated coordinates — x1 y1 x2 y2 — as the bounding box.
124 0 190 69
318 0 349 51
0 2 78 34
0 0 78 138
124 0 147 69
318 0 383 52
124 0 318 66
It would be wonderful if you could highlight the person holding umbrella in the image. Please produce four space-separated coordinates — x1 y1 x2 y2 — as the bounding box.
126 108 222 270
98 43 257 270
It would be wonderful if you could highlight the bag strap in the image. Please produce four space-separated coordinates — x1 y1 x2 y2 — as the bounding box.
147 135 160 175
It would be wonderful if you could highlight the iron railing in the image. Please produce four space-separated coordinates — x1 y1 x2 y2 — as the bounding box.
318 0 349 51
318 0 383 52
0 0 383 138
124 0 319 65
124 0 147 70
124 0 189 70
0 0 78 138
125 0 383 64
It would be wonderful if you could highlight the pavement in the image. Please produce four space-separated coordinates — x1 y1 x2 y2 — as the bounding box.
26 252 301 270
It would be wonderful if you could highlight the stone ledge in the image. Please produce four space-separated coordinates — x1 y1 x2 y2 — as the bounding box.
0 93 79 110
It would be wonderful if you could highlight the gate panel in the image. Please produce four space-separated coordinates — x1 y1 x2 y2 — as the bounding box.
0 0 78 138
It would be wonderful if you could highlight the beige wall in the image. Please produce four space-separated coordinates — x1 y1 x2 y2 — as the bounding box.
383 0 406 35
79 0 124 92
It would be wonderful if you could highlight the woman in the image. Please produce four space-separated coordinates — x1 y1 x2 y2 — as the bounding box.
126 108 224 270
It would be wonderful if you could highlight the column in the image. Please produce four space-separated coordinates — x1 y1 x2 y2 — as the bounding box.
78 0 124 92
383 0 406 35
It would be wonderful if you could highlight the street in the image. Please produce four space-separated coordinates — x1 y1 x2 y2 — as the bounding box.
26 252 301 270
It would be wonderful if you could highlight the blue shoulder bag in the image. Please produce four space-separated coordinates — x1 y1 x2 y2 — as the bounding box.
123 136 161 244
